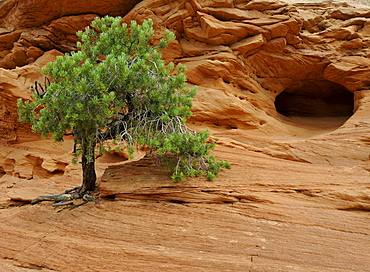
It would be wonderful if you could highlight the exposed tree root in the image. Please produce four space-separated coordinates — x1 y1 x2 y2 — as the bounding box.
31 186 100 208
52 201 74 207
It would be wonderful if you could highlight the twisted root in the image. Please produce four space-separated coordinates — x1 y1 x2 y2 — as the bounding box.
31 186 99 208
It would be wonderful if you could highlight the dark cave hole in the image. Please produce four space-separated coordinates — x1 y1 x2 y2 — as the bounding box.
275 81 354 118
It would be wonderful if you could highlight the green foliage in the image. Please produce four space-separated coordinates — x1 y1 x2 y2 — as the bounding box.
153 129 231 182
18 16 230 182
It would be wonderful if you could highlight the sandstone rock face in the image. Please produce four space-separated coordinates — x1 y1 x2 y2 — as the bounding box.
121 0 370 134
1 140 370 271
0 0 142 143
0 50 63 141
0 0 142 30
1 0 370 136
1 0 370 271
0 0 141 69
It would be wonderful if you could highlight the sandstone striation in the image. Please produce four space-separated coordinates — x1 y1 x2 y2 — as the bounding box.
1 0 370 271
1 0 370 139
119 0 370 139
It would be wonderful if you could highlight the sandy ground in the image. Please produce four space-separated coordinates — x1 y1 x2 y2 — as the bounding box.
0 115 370 271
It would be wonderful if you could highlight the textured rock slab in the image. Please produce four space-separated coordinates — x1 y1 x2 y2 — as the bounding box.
1 145 370 271
0 0 142 30
230 33 266 56
5 179 54 202
324 56 370 91
1 0 370 138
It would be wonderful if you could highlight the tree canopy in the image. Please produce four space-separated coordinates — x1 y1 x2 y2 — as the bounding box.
18 16 230 204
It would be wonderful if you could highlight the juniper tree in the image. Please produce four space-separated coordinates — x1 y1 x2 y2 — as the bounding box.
18 16 230 205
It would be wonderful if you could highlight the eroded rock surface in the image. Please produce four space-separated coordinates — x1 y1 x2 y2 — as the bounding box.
1 0 370 271
1 142 370 271
1 0 370 139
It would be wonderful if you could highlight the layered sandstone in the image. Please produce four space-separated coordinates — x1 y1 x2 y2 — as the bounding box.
1 0 370 138
1 0 370 271
1 0 370 163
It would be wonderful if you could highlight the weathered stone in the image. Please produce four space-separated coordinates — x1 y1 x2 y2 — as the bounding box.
262 21 290 39
203 7 267 21
0 30 21 51
324 56 370 91
263 37 286 52
247 16 287 26
0 0 369 142
329 7 370 20
0 50 63 141
0 1 370 271
318 25 359 40
285 32 301 44
236 0 288 11
185 11 261 45
180 39 231 57
340 38 369 50
0 0 142 30
358 21 370 38
230 33 266 56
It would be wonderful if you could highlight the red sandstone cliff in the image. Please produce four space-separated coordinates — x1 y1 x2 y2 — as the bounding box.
0 0 370 271
1 0 370 141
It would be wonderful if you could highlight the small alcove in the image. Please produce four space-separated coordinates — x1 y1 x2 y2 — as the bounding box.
275 80 354 118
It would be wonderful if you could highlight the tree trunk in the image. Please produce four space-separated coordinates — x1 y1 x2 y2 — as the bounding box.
80 141 97 194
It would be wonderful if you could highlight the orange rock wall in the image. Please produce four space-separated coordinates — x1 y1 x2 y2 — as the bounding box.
1 0 370 142
1 2 370 270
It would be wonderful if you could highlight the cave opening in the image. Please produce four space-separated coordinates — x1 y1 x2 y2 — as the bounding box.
275 81 354 118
